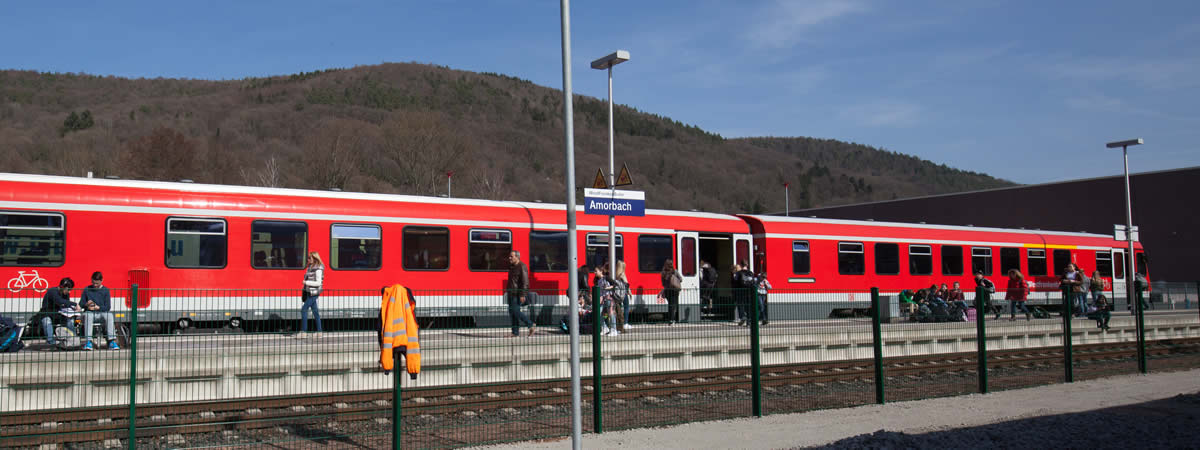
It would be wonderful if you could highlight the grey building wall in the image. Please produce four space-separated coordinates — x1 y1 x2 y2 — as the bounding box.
793 167 1199 281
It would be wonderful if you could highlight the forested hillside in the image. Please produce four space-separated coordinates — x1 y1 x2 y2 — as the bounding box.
0 63 1013 213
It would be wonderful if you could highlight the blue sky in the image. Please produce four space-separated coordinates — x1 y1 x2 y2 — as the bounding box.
3 1 1198 184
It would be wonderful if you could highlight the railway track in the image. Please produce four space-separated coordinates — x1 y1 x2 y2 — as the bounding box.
4 338 1198 447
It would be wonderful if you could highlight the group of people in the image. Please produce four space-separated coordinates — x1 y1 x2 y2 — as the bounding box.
900 279 974 322
37 272 118 350
1058 263 1116 330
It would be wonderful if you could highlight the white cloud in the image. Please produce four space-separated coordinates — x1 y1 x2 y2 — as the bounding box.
838 100 922 127
745 0 869 48
1043 56 1200 90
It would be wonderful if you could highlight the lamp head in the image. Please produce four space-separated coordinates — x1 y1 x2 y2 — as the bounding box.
1106 138 1143 148
591 50 631 70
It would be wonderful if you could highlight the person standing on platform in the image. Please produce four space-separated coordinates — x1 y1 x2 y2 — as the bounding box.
700 260 717 311
974 271 997 320
506 251 535 337
615 260 632 331
660 260 681 325
1060 263 1085 317
80 272 118 350
755 269 772 326
1089 270 1106 305
1005 269 1031 321
298 251 325 338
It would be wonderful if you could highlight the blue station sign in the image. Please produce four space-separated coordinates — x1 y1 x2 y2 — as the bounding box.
584 188 645 217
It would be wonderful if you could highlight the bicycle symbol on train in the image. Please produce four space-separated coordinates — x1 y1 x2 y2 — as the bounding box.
7 270 50 293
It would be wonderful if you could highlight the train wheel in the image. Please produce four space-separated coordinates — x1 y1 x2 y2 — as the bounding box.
116 325 131 348
174 318 192 334
228 317 243 331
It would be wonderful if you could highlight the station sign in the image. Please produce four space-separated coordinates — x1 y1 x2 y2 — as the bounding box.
584 188 645 217
1114 224 1139 242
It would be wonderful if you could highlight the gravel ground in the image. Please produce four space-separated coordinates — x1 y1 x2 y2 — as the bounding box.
478 368 1200 450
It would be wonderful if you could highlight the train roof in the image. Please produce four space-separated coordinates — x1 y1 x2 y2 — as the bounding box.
0 172 747 232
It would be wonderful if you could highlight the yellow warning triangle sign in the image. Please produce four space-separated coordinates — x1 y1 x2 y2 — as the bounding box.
615 163 634 186
592 168 609 189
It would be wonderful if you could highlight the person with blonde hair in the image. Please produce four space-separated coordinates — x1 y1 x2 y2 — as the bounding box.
298 251 325 338
615 260 632 331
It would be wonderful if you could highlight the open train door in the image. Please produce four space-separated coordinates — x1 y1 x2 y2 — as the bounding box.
1111 249 1128 308
676 232 700 321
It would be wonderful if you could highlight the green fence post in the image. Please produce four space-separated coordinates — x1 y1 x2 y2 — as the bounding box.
1135 278 1147 374
1061 286 1073 383
393 361 401 450
870 287 884 404
974 286 988 394
127 284 138 450
592 284 603 433
750 288 762 417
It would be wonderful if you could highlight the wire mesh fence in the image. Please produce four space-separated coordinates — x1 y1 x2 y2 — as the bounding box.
1 282 1198 449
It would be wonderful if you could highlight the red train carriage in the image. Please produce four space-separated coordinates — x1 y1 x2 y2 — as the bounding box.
740 215 1148 317
0 173 750 329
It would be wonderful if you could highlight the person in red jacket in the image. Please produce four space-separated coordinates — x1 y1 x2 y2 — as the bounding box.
1005 269 1031 321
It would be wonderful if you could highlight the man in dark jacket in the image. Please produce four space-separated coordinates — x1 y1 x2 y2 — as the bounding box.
81 271 119 350
40 277 79 347
700 260 717 310
506 251 535 337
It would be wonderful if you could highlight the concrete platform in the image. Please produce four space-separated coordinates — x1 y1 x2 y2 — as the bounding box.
2 312 1196 413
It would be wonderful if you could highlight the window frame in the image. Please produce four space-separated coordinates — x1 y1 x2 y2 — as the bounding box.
999 247 1020 276
637 234 674 274
402 225 450 272
585 232 625 270
838 241 865 276
874 242 900 275
973 247 996 276
791 240 811 275
249 219 307 270
941 245 964 276
1095 251 1113 278
530 230 570 273
0 210 66 268
165 216 228 269
329 223 383 271
1052 249 1073 276
467 228 513 272
1027 248 1047 276
680 236 697 276
908 244 933 276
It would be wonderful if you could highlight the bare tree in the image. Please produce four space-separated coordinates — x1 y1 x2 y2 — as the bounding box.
300 118 378 191
379 111 474 196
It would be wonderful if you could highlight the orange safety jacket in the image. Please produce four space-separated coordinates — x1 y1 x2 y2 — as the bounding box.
379 284 420 379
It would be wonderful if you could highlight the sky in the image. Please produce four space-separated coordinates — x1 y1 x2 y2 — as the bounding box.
3 0 1198 184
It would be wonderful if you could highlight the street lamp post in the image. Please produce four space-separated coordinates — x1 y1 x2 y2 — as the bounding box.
784 183 790 216
559 2 582 447
1106 137 1143 373
446 171 453 198
591 50 630 290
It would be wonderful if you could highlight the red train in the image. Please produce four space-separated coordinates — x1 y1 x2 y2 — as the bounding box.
0 173 1147 329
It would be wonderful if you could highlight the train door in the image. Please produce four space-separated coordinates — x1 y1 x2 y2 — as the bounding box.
676 232 700 291
734 234 752 271
1111 249 1127 306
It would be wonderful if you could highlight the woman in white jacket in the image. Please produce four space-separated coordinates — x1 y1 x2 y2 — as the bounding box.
298 251 325 338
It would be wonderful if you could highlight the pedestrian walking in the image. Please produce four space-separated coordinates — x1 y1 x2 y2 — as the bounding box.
298 251 324 338
506 251 535 337
660 260 681 325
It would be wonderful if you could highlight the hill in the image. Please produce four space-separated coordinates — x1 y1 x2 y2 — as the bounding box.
0 64 1014 213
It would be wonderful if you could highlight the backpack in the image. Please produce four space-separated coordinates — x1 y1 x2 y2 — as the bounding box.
0 316 25 353
916 304 934 323
1031 306 1050 319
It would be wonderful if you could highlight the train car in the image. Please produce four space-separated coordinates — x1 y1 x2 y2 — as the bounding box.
740 215 1149 318
0 173 750 330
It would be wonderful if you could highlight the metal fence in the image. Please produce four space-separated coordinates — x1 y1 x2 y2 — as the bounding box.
0 283 1197 449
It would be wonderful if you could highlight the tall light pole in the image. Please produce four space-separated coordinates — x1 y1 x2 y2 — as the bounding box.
559 1 582 448
591 50 630 288
784 183 790 216
1106 137 1143 373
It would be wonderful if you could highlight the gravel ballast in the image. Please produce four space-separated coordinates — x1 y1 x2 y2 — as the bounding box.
477 368 1200 449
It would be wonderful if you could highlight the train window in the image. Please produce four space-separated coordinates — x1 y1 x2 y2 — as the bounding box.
736 240 750 267
838 242 865 275
638 235 673 273
1027 249 1047 276
1136 252 1148 276
251 220 307 269
874 243 899 275
330 224 382 270
468 229 512 272
999 247 1019 275
942 245 963 275
166 217 227 269
792 241 810 274
1095 252 1112 277
680 237 697 276
0 211 65 267
585 233 624 270
973 247 994 276
530 230 569 272
1113 252 1125 278
403 226 449 271
1052 249 1072 276
908 244 932 275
